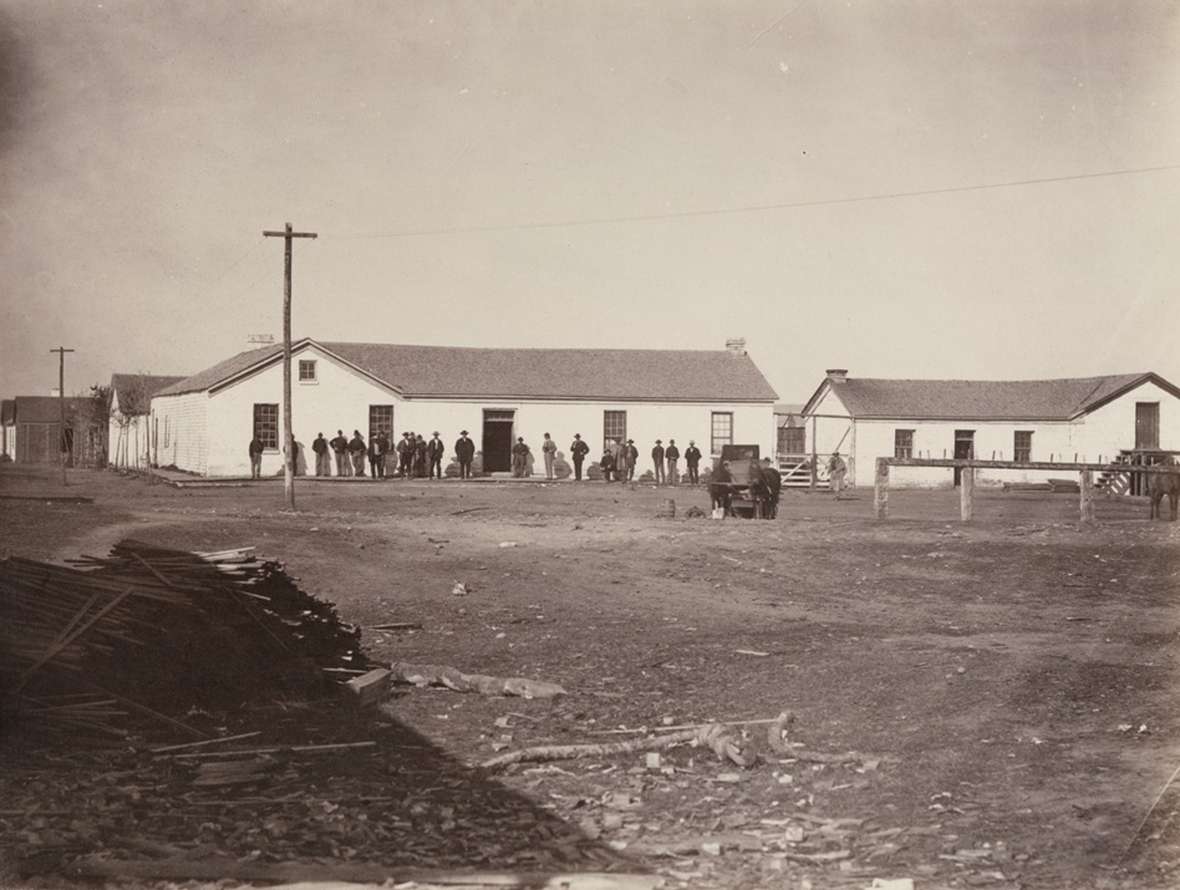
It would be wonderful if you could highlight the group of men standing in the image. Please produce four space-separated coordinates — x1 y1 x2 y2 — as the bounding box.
589 436 703 484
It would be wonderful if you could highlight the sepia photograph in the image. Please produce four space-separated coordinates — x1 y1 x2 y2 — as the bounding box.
1 3 1178 889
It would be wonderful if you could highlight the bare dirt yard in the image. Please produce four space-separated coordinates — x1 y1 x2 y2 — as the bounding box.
2 465 1178 890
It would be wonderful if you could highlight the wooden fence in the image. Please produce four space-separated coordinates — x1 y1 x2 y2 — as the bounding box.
873 457 1179 523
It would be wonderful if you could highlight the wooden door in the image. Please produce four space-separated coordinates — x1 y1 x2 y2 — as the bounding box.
1135 403 1160 449
953 430 975 486
481 410 514 472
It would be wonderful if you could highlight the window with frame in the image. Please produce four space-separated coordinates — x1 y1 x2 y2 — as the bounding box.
1014 430 1033 463
253 403 279 450
894 429 914 460
710 412 733 455
298 359 317 382
369 405 394 442
603 411 626 452
778 425 806 455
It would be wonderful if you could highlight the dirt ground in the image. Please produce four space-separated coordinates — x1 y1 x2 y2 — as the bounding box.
2 465 1178 890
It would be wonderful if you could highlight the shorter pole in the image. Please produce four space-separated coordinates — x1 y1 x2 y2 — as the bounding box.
874 457 889 520
960 466 975 521
1080 469 1095 524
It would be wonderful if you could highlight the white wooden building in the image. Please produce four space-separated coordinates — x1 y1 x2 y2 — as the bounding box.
108 373 187 470
150 338 778 477
801 369 1180 488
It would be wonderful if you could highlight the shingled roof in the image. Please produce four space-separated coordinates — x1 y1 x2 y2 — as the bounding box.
809 373 1178 421
157 340 779 402
111 373 188 415
13 397 97 424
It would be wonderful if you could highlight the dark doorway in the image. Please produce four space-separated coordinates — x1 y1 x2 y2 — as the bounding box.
953 430 975 486
482 410 514 472
1135 402 1160 450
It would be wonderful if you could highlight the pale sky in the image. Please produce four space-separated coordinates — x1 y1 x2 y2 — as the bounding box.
1 1 1178 402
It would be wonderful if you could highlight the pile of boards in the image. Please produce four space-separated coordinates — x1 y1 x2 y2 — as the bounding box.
0 539 365 740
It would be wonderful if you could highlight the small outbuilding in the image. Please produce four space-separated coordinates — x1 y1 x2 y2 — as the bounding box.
108 373 187 470
10 396 106 467
150 338 778 477
801 369 1180 488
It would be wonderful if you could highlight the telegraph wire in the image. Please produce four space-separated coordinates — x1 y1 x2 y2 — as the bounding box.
325 162 1180 241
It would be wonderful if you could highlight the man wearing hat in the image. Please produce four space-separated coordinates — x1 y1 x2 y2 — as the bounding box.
569 433 589 480
454 429 475 479
651 439 666 484
541 432 557 480
330 429 350 477
624 439 639 481
665 438 681 486
427 431 446 479
511 436 531 478
684 440 702 485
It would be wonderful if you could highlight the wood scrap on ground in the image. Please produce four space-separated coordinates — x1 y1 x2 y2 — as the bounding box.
50 857 662 889
482 723 752 770
390 661 566 699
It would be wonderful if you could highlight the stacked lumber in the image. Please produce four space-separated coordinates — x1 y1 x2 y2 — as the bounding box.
0 539 364 740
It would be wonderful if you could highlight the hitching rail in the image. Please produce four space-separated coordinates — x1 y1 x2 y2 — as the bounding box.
873 458 1178 523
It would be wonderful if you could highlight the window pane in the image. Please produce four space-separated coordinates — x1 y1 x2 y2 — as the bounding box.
298 360 316 381
1014 431 1032 462
369 405 394 441
253 403 278 449
894 429 914 459
603 411 626 451
710 412 733 455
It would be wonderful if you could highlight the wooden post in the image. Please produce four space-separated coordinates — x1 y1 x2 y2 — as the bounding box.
874 458 889 519
50 346 75 487
809 415 817 493
263 223 317 510
1079 469 1094 523
959 466 974 521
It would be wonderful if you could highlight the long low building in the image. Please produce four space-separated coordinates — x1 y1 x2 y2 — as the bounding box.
802 369 1180 488
150 338 778 477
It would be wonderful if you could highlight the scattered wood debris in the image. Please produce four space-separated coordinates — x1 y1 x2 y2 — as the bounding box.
390 662 566 699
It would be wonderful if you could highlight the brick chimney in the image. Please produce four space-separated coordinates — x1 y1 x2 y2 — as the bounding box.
725 338 747 356
825 368 848 384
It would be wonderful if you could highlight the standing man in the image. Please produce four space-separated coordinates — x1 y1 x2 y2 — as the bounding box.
511 437 531 477
375 431 390 478
665 439 680 485
827 450 848 499
684 440 702 485
428 431 445 479
651 439 666 484
367 434 383 480
760 457 782 518
248 435 264 479
541 433 557 480
349 430 367 477
455 429 475 479
569 433 589 481
397 432 412 478
330 429 350 477
625 439 639 481
414 433 428 477
312 433 330 477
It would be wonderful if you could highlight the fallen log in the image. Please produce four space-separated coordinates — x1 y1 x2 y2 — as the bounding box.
43 857 661 889
390 662 566 699
482 723 751 770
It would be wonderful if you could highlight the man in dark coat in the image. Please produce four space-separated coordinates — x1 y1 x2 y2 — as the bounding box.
348 430 367 477
375 432 390 478
665 439 681 485
760 457 782 519
427 432 445 479
625 439 639 481
397 432 412 477
569 433 589 480
651 440 666 484
600 447 616 482
511 437 531 477
248 436 264 479
684 440 702 485
312 432 330 477
330 429 350 477
455 430 475 479
414 434 428 477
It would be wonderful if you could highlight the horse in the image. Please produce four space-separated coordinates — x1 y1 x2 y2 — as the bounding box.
1148 460 1180 521
709 461 735 517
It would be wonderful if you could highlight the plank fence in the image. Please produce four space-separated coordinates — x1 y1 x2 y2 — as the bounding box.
873 457 1179 524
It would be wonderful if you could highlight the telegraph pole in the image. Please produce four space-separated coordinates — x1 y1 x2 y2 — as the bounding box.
50 346 75 487
262 222 317 509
